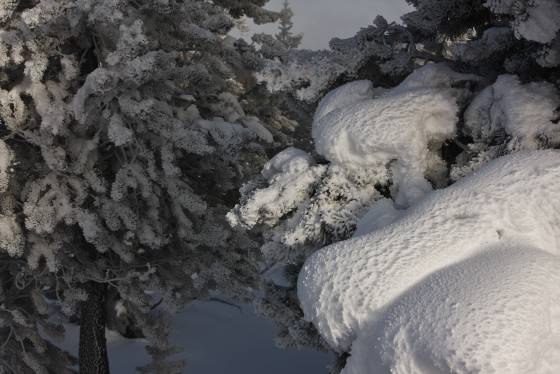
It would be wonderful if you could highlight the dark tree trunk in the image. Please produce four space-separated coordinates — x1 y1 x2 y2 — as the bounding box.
79 281 110 374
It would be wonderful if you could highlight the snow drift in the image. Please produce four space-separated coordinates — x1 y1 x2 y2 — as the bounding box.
312 63 478 206
298 150 560 373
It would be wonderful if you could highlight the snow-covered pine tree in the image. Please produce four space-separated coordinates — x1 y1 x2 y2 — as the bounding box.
256 14 442 104
275 0 303 49
229 0 560 370
0 1 279 373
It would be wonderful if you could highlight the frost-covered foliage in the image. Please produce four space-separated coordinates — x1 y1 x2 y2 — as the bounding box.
256 49 358 103
447 27 515 63
258 0 557 108
451 75 560 180
228 148 384 349
232 0 560 368
0 0 277 372
403 0 491 36
299 151 560 373
229 63 482 351
405 0 560 70
257 16 429 102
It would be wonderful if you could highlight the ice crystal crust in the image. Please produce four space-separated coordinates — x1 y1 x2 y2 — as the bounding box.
344 246 560 374
298 151 560 368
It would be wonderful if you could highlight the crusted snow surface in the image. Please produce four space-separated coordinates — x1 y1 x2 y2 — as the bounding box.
313 80 377 123
312 63 478 206
352 198 402 238
312 89 458 170
344 246 560 374
465 74 560 149
297 150 560 372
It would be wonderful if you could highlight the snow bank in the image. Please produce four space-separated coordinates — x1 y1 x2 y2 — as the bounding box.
0 139 13 193
345 246 560 374
465 74 560 149
450 27 514 63
261 147 315 181
298 151 560 370
312 88 457 170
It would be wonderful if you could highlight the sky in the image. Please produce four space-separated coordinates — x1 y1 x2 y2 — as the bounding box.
234 0 413 49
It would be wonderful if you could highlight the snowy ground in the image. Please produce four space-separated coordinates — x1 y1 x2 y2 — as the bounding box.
57 301 332 373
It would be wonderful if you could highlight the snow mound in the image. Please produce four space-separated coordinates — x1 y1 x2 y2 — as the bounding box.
486 0 560 44
311 63 480 206
298 151 560 356
313 80 377 123
344 246 560 374
465 74 560 149
312 87 456 206
312 87 458 170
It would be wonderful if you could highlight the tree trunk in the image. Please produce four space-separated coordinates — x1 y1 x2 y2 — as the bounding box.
79 281 110 374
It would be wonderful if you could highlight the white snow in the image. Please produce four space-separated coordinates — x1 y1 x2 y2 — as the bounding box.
485 0 560 44
312 87 457 170
513 0 560 44
227 147 326 229
0 139 13 193
311 63 477 206
297 150 560 373
313 80 377 123
352 198 402 238
344 246 560 374
257 49 359 102
261 147 316 181
465 74 560 149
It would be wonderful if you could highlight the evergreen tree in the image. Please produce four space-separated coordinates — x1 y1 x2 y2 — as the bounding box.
0 1 278 373
275 0 303 49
